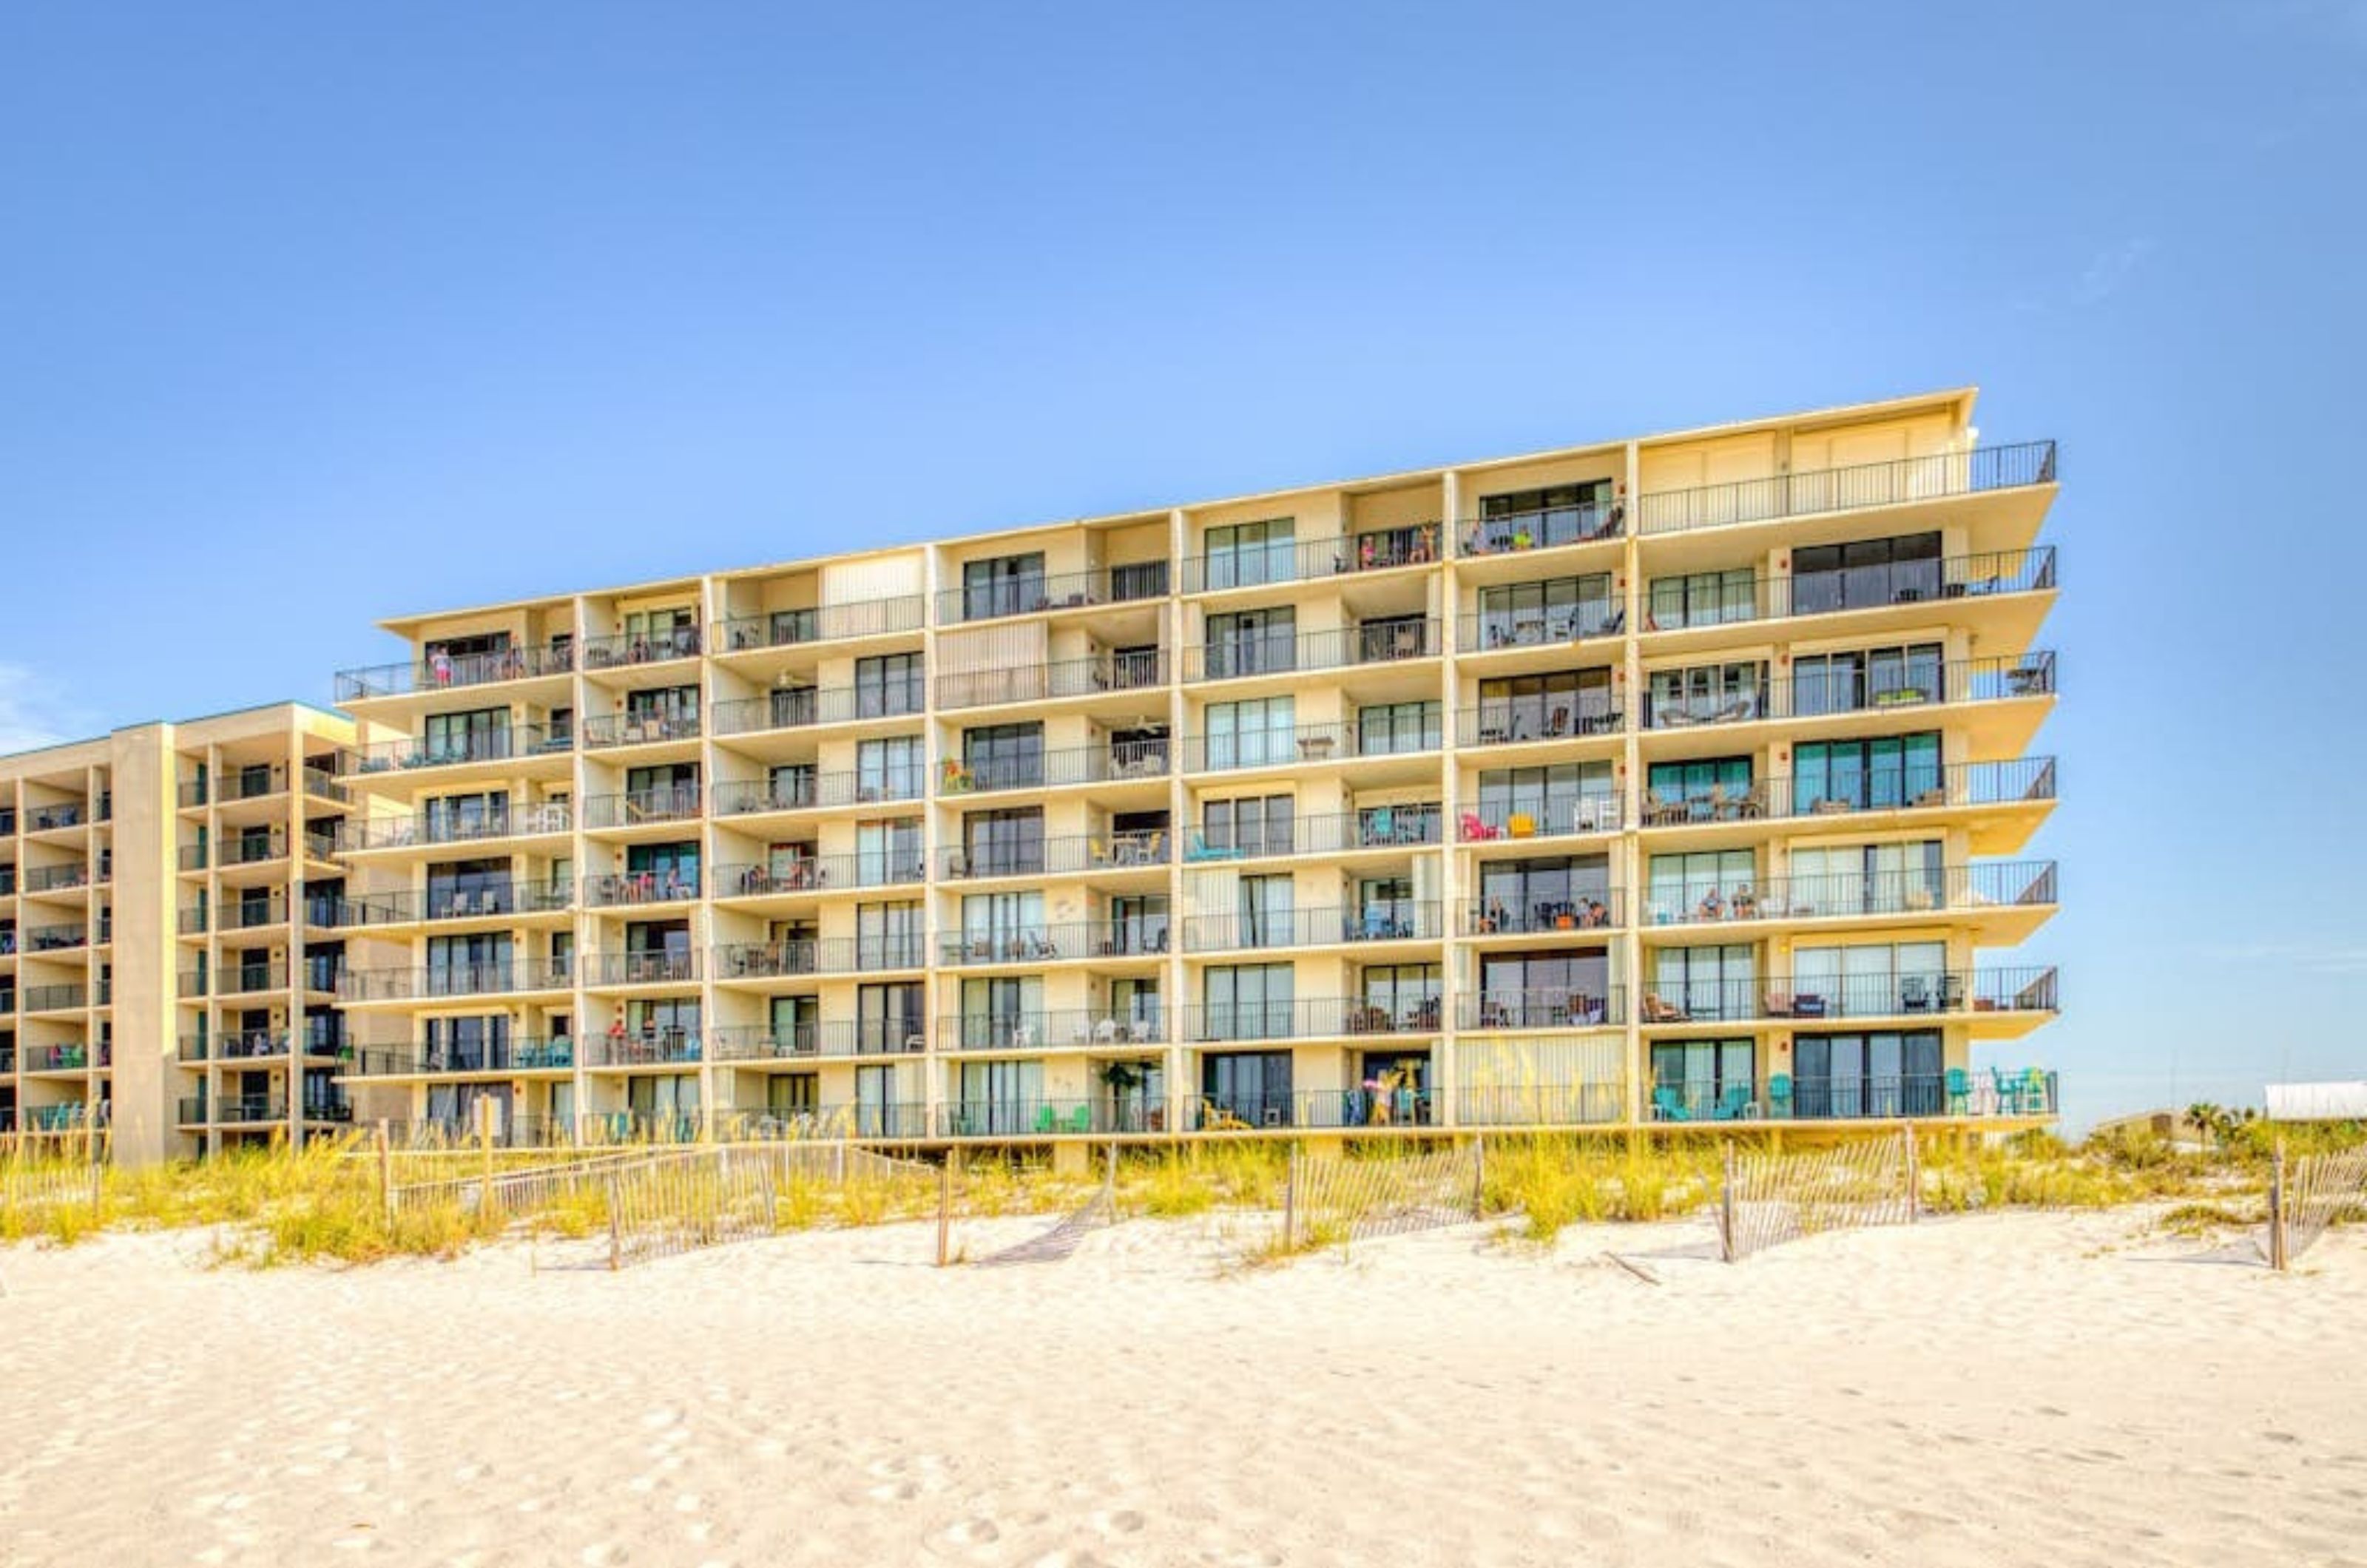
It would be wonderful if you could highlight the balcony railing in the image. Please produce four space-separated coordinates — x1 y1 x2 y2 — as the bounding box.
939 740 1170 794
1640 860 2058 927
713 855 927 896
1635 440 2059 538
936 649 1169 709
21 922 87 953
940 829 1169 879
1179 533 1438 594
216 893 289 930
1643 547 2057 633
22 983 89 1013
1181 722 1441 774
335 643 574 702
208 767 287 803
1639 652 2057 731
1457 1083 1629 1127
221 962 290 995
584 869 703 906
212 1029 295 1060
584 785 704 830
1638 967 2061 1027
1182 904 1442 953
588 950 703 987
1462 892 1621 935
936 567 1169 625
24 863 91 893
303 765 348 802
714 594 928 652
337 961 573 1002
709 1021 928 1060
1457 987 1627 1030
938 1098 1159 1138
1183 996 1443 1042
1638 756 2058 829
215 1096 290 1125
25 1042 95 1071
1459 603 1627 652
1181 806 1445 862
714 936 927 979
1458 797 1624 841
1456 498 1625 558
338 878 575 926
581 710 702 748
581 1029 706 1067
1456 701 1624 747
1182 621 1441 683
939 1010 1172 1052
26 802 87 832
937 921 1169 966
712 771 925 816
582 626 703 668
1653 1069 2061 1122
354 725 570 774
712 680 925 735
348 1038 575 1075
337 802 573 851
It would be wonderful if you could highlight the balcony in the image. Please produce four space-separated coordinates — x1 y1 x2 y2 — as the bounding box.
712 681 925 736
26 802 87 833
216 832 290 868
581 711 701 749
713 594 928 651
1181 723 1440 774
584 869 703 908
588 950 702 987
1635 440 2058 538
336 802 573 852
709 1021 927 1061
582 1028 706 1068
1183 996 1442 1043
1457 987 1626 1030
939 740 1169 794
1637 757 2057 833
335 643 574 702
338 878 575 927
1638 967 2061 1027
1181 622 1441 683
1458 797 1624 842
715 936 927 979
212 767 290 805
347 1038 575 1075
353 725 571 775
936 650 1169 710
1652 1069 2061 1122
1641 547 2056 637
712 771 925 817
1462 893 1621 936
215 1097 290 1125
937 1010 1171 1052
337 961 573 1002
713 855 926 898
937 922 1168 967
1456 498 1624 559
1181 904 1442 953
22 1103 102 1133
1178 533 1439 595
25 1042 95 1072
584 785 704 831
582 626 703 669
940 829 1170 879
220 962 290 996
937 567 1169 625
215 893 289 932
24 863 90 893
22 921 87 953
212 1028 294 1060
1456 701 1624 748
22 983 89 1013
939 1099 1157 1138
1181 806 1444 862
1639 653 2057 732
1638 860 2058 929
1458 603 1625 653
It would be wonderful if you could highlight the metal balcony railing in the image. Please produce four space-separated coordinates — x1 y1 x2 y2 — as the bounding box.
1180 806 1445 862
335 643 575 702
940 829 1169 879
25 1042 95 1071
712 680 926 735
1635 439 2058 538
937 1010 1172 1052
936 649 1169 709
24 863 91 893
1637 967 2061 1027
1641 547 2057 632
1181 904 1442 953
1654 1069 2062 1122
709 1022 928 1061
353 725 570 774
337 878 575 926
220 962 290 995
581 626 703 668
581 1029 706 1067
1456 498 1625 558
1180 722 1440 773
1182 996 1444 1043
1462 892 1621 935
588 950 703 987
583 869 703 907
712 855 927 897
584 785 704 830
26 802 87 832
713 594 928 652
1639 860 2057 927
936 921 1169 966
22 983 89 1013
936 567 1169 625
1459 603 1627 652
1456 701 1624 746
1457 797 1624 841
1636 757 2057 828
939 740 1170 794
712 771 925 816
1179 533 1438 594
346 1038 575 1075
581 710 702 748
337 961 573 1002
215 893 288 931
215 1097 290 1125
1456 987 1627 1030
21 922 87 953
712 936 928 979
1638 652 2057 731
337 803 574 851
1457 1083 1630 1127
212 1029 294 1060
1182 621 1441 683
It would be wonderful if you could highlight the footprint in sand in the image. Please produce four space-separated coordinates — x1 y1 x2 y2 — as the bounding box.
1090 1510 1144 1538
937 1518 1000 1547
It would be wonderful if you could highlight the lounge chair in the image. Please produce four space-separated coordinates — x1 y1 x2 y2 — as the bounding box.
1186 831 1242 862
1641 993 1689 1024
1711 1085 1755 1121
1459 811 1501 842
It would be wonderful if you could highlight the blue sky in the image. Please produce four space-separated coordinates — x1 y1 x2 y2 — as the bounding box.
2 2 2361 1124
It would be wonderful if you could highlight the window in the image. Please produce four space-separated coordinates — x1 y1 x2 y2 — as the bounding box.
1792 942 1949 1018
1360 965 1440 1030
854 653 925 718
1647 568 1757 630
1650 1040 1756 1116
961 808 1044 876
627 763 698 816
1477 763 1615 832
423 1016 509 1071
1202 794 1293 856
1792 532 1941 615
956 1058 1047 1135
958 976 1044 1050
1204 697 1295 769
1201 1051 1292 1126
854 818 923 885
423 708 507 765
1108 895 1169 956
1651 943 1755 1021
962 722 1044 791
770 995 820 1054
426 932 510 994
622 606 699 658
855 902 924 969
1475 856 1613 932
626 841 700 896
1357 700 1440 756
1476 575 1619 646
425 858 512 919
1237 875 1294 945
962 552 1047 620
625 685 700 723
767 1072 820 1115
1111 560 1169 601
857 737 924 801
853 1064 900 1137
962 891 1046 958
1201 964 1294 1039
1793 1030 1944 1118
424 790 509 842
1645 757 1752 814
1786 842 1944 916
1205 607 1295 679
1793 643 1944 717
1476 951 1610 1027
1647 850 1755 923
1476 669 1613 740
1475 480 1615 550
1646 662 1764 727
1202 519 1296 590
1792 734 1942 814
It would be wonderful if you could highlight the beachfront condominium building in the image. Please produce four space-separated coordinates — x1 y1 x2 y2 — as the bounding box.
320 388 2060 1155
0 704 373 1165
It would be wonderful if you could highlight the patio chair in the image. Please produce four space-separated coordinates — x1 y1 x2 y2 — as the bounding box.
1459 811 1501 842
1767 1073 1793 1118
1900 975 1933 1013
1033 1104 1058 1135
1711 1084 1755 1121
1945 1067 1972 1114
1186 831 1242 862
1651 1087 1692 1121
1990 1066 2020 1114
1067 1105 1093 1134
1641 993 1689 1024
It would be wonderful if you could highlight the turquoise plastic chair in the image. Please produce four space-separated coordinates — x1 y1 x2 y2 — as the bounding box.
1712 1084 1753 1121
1652 1086 1691 1121
1945 1067 1972 1114
1767 1073 1793 1118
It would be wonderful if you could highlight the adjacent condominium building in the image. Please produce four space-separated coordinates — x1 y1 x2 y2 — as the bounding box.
311 386 2061 1156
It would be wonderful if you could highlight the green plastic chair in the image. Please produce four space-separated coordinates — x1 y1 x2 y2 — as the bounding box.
1067 1104 1093 1134
1033 1104 1058 1134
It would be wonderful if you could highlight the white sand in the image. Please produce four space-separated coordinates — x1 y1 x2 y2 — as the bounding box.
1 1209 2362 1568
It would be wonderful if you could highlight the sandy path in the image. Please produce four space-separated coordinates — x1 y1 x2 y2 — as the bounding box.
1 1209 2361 1567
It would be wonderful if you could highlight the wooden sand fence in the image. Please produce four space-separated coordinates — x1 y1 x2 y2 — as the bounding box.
1719 1131 1918 1263
1281 1142 1486 1254
2262 1142 2367 1271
